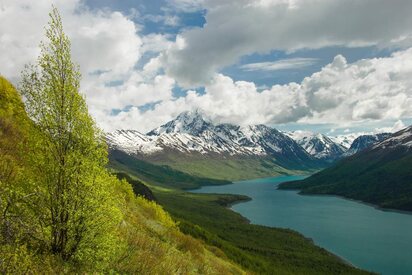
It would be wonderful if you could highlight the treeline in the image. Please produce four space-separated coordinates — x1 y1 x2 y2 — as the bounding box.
0 7 243 274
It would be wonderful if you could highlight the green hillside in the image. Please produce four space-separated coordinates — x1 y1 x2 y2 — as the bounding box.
114 149 316 181
109 149 232 189
279 144 412 211
150 154 304 181
110 150 371 274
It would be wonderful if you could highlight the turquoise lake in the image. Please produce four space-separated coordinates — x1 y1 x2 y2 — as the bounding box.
193 175 412 275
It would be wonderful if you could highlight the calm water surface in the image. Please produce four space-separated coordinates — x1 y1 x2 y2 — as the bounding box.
193 175 412 275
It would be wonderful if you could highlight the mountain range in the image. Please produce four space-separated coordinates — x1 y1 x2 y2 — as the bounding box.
279 125 412 211
107 111 391 180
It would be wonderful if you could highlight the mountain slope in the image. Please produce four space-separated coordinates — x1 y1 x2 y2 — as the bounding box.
279 126 412 211
344 133 391 156
286 131 346 162
107 111 326 180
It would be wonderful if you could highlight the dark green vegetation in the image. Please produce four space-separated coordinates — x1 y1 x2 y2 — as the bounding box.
111 155 371 274
279 141 412 211
114 172 156 201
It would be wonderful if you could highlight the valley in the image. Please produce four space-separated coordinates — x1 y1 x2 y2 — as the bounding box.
112 160 369 274
194 176 412 275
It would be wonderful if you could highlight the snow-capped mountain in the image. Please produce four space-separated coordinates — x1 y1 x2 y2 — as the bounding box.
285 131 346 162
107 111 323 170
280 125 412 212
373 126 412 150
345 133 391 156
330 134 360 149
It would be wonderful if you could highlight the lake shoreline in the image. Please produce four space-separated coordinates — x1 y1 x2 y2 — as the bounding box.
279 187 412 216
223 193 362 271
193 175 412 274
192 179 364 271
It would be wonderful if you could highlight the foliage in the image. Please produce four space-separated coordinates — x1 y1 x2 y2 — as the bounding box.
17 7 123 266
108 178 245 274
114 172 156 201
0 76 37 249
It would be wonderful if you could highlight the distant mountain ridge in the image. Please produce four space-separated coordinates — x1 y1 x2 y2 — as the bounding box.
107 110 394 180
285 131 346 162
108 111 320 161
279 125 412 211
107 111 326 180
344 133 391 156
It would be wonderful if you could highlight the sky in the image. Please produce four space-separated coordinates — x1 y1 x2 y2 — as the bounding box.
1 0 412 135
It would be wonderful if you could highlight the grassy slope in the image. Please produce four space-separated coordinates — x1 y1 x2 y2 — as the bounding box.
154 156 300 181
279 146 412 211
109 149 231 189
109 155 371 274
132 149 318 181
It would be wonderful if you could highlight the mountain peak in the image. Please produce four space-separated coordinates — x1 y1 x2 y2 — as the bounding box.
373 126 412 150
147 110 212 136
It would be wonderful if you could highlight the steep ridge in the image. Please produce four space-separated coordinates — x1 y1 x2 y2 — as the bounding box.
279 125 412 211
286 131 346 162
344 133 391 156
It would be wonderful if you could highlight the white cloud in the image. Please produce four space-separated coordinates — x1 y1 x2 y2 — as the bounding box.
141 34 173 54
163 0 412 87
374 120 406 134
2 0 412 134
0 0 174 131
0 0 141 81
109 48 412 132
165 0 205 13
240 58 318 72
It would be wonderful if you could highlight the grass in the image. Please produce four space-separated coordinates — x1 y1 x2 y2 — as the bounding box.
152 155 298 181
109 149 231 189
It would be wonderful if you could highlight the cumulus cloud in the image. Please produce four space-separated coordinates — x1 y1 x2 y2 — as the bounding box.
163 0 412 87
374 120 406 134
108 48 412 132
240 58 318 72
165 0 205 13
0 0 174 130
2 0 412 133
0 0 141 81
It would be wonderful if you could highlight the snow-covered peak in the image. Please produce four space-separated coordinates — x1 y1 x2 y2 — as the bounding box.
329 134 360 149
286 130 315 141
285 131 346 161
345 133 391 156
148 110 212 136
106 130 162 155
373 126 412 150
106 113 318 165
